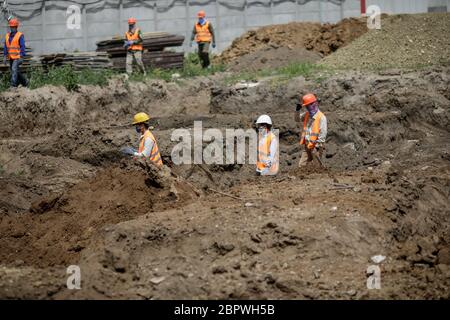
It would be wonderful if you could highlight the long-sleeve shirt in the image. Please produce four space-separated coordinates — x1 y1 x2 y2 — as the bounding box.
257 131 279 175
191 21 216 44
4 31 26 58
127 28 143 44
301 111 328 144
134 134 154 158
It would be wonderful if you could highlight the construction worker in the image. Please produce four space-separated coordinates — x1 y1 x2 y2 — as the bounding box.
3 18 28 88
121 112 163 167
125 18 146 76
295 93 327 167
190 10 216 69
256 115 279 176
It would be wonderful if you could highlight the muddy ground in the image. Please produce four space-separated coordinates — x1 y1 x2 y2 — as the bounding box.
0 66 449 299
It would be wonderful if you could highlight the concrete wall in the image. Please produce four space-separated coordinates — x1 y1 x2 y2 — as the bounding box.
1 0 448 55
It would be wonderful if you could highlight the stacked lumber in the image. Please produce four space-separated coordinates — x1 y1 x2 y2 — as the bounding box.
97 32 185 70
110 51 184 71
39 52 113 71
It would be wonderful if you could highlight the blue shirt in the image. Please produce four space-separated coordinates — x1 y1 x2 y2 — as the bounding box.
4 31 26 58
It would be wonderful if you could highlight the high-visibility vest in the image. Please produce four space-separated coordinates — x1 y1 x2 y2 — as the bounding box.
300 111 324 146
257 131 279 175
195 21 212 43
139 130 163 167
125 28 143 51
5 32 22 60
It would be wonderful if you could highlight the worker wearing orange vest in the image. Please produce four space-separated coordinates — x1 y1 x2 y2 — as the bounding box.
3 18 28 88
256 115 279 176
124 18 146 76
121 112 163 167
190 10 216 69
295 93 327 167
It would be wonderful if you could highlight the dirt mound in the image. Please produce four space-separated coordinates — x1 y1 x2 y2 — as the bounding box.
216 17 367 70
0 160 198 268
227 47 321 72
304 17 370 56
321 13 450 70
0 77 212 138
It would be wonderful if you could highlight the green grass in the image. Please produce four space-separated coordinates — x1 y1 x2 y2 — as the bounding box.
223 62 330 85
0 55 328 92
0 65 116 92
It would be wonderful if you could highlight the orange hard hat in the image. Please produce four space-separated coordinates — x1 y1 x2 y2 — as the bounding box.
128 17 137 25
302 93 317 107
9 18 19 27
197 10 206 18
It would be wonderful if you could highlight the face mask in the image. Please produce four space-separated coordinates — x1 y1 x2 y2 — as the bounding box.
258 127 267 135
307 102 319 116
135 126 141 134
198 18 205 25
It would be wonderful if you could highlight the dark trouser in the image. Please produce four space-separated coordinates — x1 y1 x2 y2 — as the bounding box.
197 42 210 69
298 144 324 167
10 59 28 88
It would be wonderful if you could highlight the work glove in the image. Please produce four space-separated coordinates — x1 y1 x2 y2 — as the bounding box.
189 41 193 48
212 43 216 49
121 147 137 155
296 103 302 112
18 57 24 65
307 142 315 150
264 160 272 168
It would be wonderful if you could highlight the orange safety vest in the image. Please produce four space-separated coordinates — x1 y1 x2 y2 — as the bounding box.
195 21 212 43
5 32 22 60
139 130 163 167
125 28 143 51
257 132 279 175
300 111 324 146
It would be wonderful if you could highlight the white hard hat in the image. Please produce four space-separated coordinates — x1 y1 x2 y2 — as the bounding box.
256 115 272 126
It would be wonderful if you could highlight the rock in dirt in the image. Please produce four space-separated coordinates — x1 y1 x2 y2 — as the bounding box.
371 255 386 264
150 276 166 285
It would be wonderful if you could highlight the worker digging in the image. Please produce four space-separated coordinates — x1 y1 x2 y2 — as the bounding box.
121 112 163 167
256 114 279 176
295 93 327 168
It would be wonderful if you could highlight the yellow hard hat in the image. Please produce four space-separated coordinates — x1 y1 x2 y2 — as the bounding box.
132 112 150 125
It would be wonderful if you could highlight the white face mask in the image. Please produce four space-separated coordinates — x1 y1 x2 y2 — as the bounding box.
258 127 267 135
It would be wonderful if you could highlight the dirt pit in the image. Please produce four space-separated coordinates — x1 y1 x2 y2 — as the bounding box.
0 66 449 299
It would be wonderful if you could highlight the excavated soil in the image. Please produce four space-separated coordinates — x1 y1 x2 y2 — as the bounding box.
0 65 449 299
321 13 450 70
216 17 367 71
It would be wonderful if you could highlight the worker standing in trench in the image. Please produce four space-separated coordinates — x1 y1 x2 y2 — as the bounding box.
295 93 328 167
190 10 216 69
121 112 163 167
256 115 279 176
124 17 147 76
3 18 28 88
